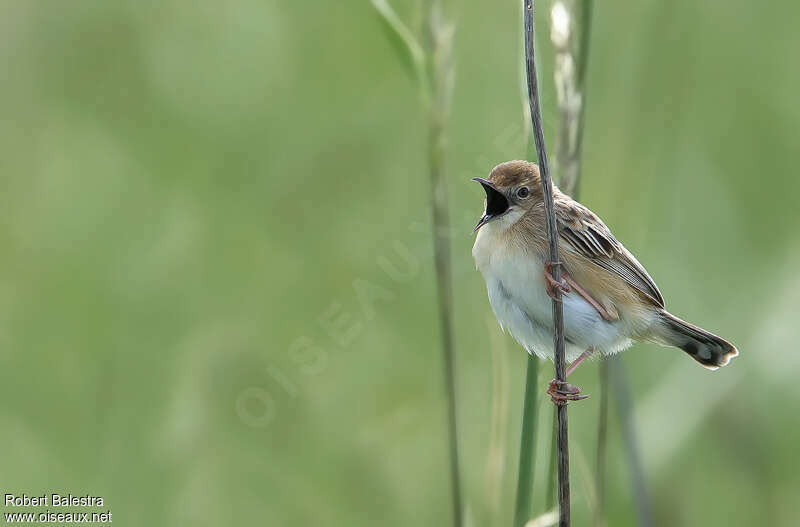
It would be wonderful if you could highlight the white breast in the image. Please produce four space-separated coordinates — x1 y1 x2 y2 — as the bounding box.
473 224 633 362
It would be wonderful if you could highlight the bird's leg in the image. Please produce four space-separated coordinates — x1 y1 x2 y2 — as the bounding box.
544 261 571 299
545 261 618 322
562 275 619 322
566 348 594 377
547 348 594 405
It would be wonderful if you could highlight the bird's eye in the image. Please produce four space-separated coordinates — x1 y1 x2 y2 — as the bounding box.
516 186 530 199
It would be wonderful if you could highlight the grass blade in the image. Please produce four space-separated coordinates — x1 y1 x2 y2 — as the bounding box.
513 356 540 527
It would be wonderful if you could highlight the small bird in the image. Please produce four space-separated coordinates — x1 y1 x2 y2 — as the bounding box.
472 160 738 403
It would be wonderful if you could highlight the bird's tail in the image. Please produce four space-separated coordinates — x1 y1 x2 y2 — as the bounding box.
651 311 738 370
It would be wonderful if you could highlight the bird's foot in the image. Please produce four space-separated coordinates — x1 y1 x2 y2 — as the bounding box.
544 261 571 299
547 379 589 406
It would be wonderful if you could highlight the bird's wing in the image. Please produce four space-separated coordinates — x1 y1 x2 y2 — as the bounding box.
556 198 665 307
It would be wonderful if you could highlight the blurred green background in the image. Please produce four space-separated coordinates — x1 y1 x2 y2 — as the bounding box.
1 1 799 525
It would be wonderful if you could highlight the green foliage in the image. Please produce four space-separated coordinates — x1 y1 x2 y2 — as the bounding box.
0 1 799 526
371 0 426 83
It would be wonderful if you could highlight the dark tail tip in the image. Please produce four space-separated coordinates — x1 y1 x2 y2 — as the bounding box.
657 311 739 370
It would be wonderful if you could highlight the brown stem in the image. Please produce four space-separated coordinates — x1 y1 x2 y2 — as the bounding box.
522 1 571 525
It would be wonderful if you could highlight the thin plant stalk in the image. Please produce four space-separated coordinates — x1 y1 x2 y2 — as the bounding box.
544 408 558 512
552 0 594 197
512 2 541 525
520 1 571 525
371 1 462 525
551 5 607 522
551 3 597 526
486 318 510 527
513 356 540 527
551 4 653 524
431 98 463 527
594 360 609 527
598 320 653 527
610 358 653 527
425 3 462 525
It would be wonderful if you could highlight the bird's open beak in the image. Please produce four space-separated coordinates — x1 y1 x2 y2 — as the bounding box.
472 177 510 232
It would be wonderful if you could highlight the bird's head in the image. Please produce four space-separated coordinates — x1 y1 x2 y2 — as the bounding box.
473 160 542 232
